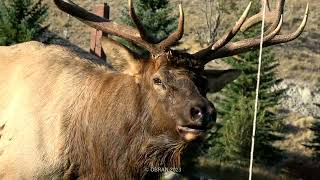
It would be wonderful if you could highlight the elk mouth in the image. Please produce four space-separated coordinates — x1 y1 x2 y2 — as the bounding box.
177 125 208 132
176 125 209 141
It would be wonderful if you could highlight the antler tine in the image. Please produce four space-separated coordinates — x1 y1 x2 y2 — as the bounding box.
193 2 252 58
54 0 158 54
157 4 185 50
240 0 284 33
128 0 154 43
265 4 308 45
212 2 252 51
199 4 308 61
264 0 284 35
261 0 271 11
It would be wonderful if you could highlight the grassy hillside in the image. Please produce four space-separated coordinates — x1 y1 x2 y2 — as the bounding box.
44 0 319 86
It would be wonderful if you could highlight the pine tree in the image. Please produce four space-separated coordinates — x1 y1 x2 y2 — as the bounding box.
305 85 320 160
0 0 48 45
309 120 320 160
119 0 177 57
207 26 285 166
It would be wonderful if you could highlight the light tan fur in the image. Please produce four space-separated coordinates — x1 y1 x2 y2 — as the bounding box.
0 41 115 179
0 41 239 179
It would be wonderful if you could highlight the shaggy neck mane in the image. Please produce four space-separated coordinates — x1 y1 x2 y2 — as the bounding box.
59 70 186 179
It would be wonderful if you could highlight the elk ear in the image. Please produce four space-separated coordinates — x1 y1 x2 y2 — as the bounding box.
101 37 141 76
205 69 241 93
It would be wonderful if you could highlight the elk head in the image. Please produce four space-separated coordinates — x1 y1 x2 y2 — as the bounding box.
54 0 308 142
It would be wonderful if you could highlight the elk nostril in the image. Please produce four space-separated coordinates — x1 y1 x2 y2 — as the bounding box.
190 107 203 121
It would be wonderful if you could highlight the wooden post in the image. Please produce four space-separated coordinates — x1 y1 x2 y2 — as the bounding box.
90 3 110 60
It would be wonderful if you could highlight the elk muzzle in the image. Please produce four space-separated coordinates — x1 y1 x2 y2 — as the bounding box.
177 100 216 141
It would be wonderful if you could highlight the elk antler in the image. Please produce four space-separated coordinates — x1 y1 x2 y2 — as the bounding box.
128 0 153 43
241 0 284 35
157 4 185 50
54 0 184 55
192 0 309 65
194 2 252 58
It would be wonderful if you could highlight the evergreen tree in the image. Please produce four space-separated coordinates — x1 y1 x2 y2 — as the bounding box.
207 26 285 166
0 0 48 45
309 120 320 160
305 85 320 160
119 0 177 57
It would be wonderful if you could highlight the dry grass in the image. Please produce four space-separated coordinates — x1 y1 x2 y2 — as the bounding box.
274 114 315 157
192 158 291 180
273 0 320 86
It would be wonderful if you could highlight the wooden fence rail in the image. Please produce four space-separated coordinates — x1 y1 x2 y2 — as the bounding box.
90 3 110 60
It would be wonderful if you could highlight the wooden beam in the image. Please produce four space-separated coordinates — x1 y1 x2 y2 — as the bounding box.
90 3 110 60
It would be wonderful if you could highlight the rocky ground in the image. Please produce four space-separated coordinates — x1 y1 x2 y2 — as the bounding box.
277 80 320 118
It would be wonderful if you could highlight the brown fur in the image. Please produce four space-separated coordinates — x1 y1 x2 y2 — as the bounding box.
0 39 240 179
0 42 188 179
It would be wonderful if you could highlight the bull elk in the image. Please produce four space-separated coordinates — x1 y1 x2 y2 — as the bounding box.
0 0 308 179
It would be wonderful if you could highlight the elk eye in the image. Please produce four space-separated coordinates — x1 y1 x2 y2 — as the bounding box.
153 77 162 85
